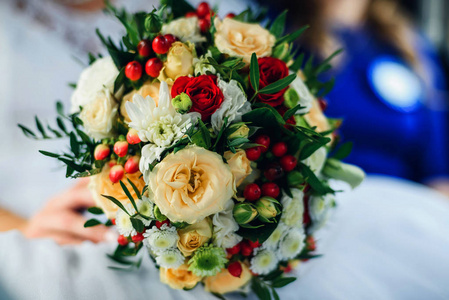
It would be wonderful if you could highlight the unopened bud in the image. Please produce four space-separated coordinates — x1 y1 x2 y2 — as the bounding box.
284 88 299 109
228 123 250 140
272 43 290 61
172 93 192 114
145 12 162 33
233 203 258 224
255 197 281 221
153 205 167 221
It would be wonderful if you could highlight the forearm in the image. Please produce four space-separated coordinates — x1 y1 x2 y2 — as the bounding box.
0 208 27 233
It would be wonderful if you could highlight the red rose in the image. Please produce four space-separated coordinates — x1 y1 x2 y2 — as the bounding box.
171 75 224 120
253 57 289 107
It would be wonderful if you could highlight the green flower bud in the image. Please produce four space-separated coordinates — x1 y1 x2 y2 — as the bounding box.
145 13 162 33
287 170 305 186
228 123 250 140
233 203 258 224
255 197 281 222
322 158 365 189
171 93 193 114
284 88 299 109
153 205 167 221
272 42 290 61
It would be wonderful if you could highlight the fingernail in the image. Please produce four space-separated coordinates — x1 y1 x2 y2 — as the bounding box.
104 230 119 243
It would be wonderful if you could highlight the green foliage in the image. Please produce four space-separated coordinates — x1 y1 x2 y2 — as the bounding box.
251 273 297 300
269 10 288 38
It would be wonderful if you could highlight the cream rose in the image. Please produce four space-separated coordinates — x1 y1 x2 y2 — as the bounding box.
203 264 252 294
89 165 145 218
158 42 194 84
160 264 202 290
161 17 206 44
148 146 235 224
304 98 331 134
214 18 275 63
70 56 119 113
79 88 118 140
120 81 161 123
223 150 251 187
177 218 212 257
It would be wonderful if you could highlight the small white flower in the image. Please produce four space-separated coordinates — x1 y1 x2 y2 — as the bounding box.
302 147 328 177
156 248 185 269
250 249 279 275
278 228 306 260
162 17 206 44
309 194 334 232
193 51 216 76
212 200 242 249
211 78 251 134
280 189 304 228
125 81 200 175
290 75 314 115
263 222 288 250
115 204 137 237
136 196 154 226
144 224 179 254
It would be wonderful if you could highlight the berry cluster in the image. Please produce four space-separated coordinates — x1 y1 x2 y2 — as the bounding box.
185 2 236 33
225 239 261 277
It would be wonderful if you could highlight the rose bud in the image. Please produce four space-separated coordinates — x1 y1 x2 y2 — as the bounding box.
171 92 192 114
124 156 140 174
144 12 162 33
228 123 250 140
227 261 243 278
113 141 129 157
255 197 281 222
109 165 124 183
94 144 110 160
272 42 290 62
233 203 258 225
163 42 195 81
126 128 141 145
284 88 300 109
153 205 168 222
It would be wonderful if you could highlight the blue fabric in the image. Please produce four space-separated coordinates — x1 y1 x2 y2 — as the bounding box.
320 27 449 182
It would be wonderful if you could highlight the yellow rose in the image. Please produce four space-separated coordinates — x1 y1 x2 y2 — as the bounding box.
148 146 235 224
160 264 202 290
214 18 275 63
177 218 212 257
203 264 252 294
158 42 194 85
89 165 146 218
120 81 161 123
223 150 251 187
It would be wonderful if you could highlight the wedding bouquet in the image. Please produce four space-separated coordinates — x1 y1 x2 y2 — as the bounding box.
19 1 364 299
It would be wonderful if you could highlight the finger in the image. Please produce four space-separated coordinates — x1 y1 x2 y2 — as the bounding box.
56 211 112 243
24 229 85 245
53 186 96 210
73 177 90 188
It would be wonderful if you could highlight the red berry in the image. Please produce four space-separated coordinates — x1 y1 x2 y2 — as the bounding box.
109 165 124 183
152 35 170 54
164 34 178 46
226 243 241 255
280 155 297 172
261 182 280 198
245 147 261 161
117 235 129 246
196 2 210 18
264 163 285 181
272 142 288 157
283 265 293 273
306 235 316 251
241 241 253 256
228 261 243 278
226 13 236 18
137 39 152 57
198 18 210 33
125 61 142 81
126 128 141 145
113 141 129 157
248 240 261 248
145 57 163 78
185 11 197 18
303 195 311 225
94 144 110 160
132 232 145 243
156 220 170 229
254 134 270 153
243 183 261 201
108 160 117 168
124 156 140 174
111 218 116 225
318 98 328 111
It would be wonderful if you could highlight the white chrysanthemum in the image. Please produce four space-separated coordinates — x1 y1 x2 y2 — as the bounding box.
162 17 206 44
212 200 242 249
193 51 216 76
125 81 200 173
263 222 288 250
115 204 137 237
250 249 279 275
156 248 185 269
136 196 154 226
211 78 251 133
144 224 179 254
278 228 306 260
280 189 304 228
290 75 314 115
309 194 334 232
302 147 328 177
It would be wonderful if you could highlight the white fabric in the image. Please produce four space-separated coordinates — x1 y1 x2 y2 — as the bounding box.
1 176 449 300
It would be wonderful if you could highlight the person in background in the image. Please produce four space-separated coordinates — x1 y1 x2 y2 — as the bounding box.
262 0 449 195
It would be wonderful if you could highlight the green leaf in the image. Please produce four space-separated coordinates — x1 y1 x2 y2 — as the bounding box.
269 10 287 38
87 207 104 215
127 178 142 200
259 74 296 95
332 142 353 160
119 181 139 213
250 53 260 92
272 288 280 300
84 219 102 227
228 138 250 147
39 150 60 158
263 269 283 281
198 119 211 148
106 254 134 265
56 101 64 116
76 129 93 146
102 194 130 216
276 25 309 46
18 124 36 139
243 106 285 129
290 53 305 72
56 117 68 134
114 67 126 94
69 132 80 156
299 143 325 160
300 163 335 195
130 217 144 233
271 277 296 288
35 116 48 138
251 278 272 300
283 104 306 121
